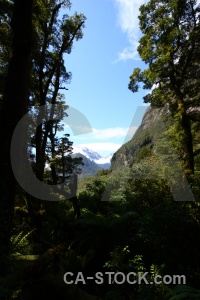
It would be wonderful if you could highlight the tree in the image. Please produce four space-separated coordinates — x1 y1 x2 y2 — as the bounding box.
48 135 82 184
0 0 33 275
0 0 13 103
31 0 86 183
25 1 86 233
128 0 200 175
0 0 86 272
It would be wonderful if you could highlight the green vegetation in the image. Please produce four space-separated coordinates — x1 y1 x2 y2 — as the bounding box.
73 153 102 178
129 0 200 175
0 0 200 299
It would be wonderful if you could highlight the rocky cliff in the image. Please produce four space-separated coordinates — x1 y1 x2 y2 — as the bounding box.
111 105 172 169
111 104 200 171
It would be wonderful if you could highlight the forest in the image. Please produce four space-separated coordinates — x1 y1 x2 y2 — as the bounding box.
0 0 200 299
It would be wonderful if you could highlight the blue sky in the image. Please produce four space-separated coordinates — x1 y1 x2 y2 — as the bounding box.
62 0 148 156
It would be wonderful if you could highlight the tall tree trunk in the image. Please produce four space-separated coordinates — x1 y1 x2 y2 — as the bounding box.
178 99 194 175
0 0 32 276
69 173 80 218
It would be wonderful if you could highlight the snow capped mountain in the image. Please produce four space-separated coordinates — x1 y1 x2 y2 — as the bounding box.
72 145 113 166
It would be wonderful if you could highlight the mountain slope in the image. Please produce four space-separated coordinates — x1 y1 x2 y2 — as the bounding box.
72 146 112 178
72 153 102 178
111 105 167 168
111 104 200 171
72 146 112 175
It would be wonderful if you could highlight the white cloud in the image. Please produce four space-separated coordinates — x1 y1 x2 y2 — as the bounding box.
76 142 122 154
114 0 200 62
62 126 138 156
69 126 138 140
113 0 146 61
92 127 137 139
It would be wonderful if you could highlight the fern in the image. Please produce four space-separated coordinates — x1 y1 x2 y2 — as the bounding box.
17 230 34 246
12 230 34 246
12 231 24 245
11 229 35 255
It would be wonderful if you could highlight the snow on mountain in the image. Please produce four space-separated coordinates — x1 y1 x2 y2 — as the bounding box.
72 145 113 165
96 153 113 165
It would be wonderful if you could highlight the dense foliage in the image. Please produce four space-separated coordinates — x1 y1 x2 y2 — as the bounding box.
129 0 200 175
0 0 200 299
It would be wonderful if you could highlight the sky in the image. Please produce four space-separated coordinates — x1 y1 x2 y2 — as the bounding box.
61 0 148 156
